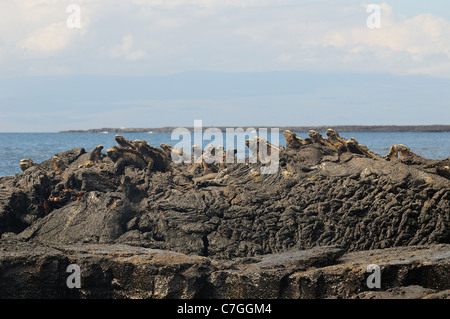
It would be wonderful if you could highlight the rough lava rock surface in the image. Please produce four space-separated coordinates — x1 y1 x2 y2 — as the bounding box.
0 131 449 298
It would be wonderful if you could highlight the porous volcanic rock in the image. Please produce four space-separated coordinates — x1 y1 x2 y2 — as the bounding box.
0 238 448 299
2 143 447 258
0 130 449 298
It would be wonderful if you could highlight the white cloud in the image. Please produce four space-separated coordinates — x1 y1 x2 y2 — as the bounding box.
130 0 292 9
326 9 450 57
0 0 449 77
20 22 72 55
316 4 450 76
109 35 147 61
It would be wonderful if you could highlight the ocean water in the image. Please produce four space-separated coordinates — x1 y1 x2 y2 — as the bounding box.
1 131 450 177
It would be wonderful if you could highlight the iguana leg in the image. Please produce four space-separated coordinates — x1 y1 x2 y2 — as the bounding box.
386 145 399 160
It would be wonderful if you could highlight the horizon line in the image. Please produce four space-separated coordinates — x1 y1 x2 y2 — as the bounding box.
3 124 450 134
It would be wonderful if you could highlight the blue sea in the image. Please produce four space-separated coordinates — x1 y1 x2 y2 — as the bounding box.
1 131 450 177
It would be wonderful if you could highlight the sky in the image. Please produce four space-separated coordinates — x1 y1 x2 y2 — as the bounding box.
0 0 449 132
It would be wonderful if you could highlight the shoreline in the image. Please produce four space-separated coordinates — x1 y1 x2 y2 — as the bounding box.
59 125 450 133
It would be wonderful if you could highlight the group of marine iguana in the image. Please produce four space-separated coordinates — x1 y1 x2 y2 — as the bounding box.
20 128 438 178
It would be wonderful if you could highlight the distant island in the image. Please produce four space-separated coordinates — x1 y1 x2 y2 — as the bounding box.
59 125 450 133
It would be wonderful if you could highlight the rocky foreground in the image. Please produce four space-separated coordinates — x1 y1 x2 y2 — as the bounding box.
0 130 449 299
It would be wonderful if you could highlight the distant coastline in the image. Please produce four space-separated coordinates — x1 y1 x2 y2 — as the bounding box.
59 125 450 133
